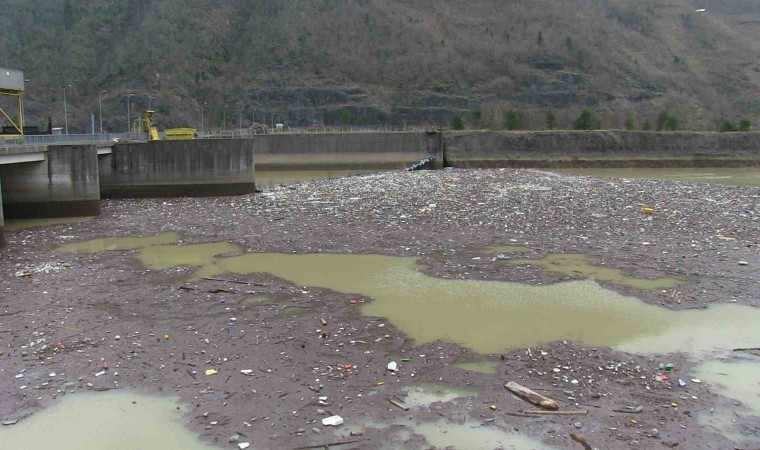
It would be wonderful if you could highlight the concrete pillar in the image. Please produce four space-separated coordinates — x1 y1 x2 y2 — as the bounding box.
0 145 101 218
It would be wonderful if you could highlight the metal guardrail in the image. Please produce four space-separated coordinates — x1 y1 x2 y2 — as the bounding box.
0 126 432 146
0 133 148 146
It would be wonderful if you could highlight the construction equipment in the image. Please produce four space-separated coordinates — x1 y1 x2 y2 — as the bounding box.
132 109 197 141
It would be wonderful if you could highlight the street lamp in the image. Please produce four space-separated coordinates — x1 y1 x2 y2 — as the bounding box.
126 93 135 133
98 90 107 134
63 84 72 134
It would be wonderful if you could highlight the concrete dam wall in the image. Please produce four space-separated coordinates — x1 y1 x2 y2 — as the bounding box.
253 132 440 170
99 139 256 198
443 131 760 168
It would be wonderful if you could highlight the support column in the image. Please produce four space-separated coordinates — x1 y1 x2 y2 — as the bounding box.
0 145 101 218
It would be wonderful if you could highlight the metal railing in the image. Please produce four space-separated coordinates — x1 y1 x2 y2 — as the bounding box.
0 133 148 147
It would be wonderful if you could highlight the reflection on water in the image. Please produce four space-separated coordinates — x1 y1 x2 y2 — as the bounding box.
0 391 219 450
256 169 384 186
4 216 96 231
552 167 760 187
506 253 682 290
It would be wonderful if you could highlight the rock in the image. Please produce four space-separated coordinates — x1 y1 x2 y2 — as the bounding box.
322 415 344 427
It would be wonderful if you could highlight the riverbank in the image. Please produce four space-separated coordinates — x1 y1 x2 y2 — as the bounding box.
0 169 757 449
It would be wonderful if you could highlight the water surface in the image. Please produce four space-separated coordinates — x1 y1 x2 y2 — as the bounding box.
552 167 760 187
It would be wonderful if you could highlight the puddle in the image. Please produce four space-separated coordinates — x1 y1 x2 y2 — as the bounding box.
486 245 530 254
414 420 559 450
65 242 760 356
4 216 96 231
0 391 219 450
695 357 760 446
137 242 242 269
454 361 501 375
403 383 478 408
57 232 180 253
506 253 681 290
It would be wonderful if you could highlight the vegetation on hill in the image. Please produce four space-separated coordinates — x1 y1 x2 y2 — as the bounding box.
0 0 758 132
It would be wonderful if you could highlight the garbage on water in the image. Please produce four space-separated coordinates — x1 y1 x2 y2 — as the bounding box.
322 415 344 427
387 361 398 372
238 443 250 449
205 369 218 376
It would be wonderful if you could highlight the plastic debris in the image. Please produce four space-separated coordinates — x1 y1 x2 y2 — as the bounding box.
205 369 219 376
387 361 398 372
322 415 344 427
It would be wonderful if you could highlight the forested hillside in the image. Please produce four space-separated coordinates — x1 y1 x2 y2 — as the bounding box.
1 0 758 132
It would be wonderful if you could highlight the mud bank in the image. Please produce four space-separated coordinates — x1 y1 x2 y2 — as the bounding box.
0 169 758 449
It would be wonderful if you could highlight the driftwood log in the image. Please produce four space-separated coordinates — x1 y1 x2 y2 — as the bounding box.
504 381 559 410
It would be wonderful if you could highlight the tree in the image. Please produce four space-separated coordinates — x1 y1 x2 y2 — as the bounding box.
642 120 652 131
656 110 679 131
720 120 738 132
573 109 599 130
625 116 636 131
450 115 465 130
546 110 556 130
505 109 525 130
739 119 751 132
340 110 353 125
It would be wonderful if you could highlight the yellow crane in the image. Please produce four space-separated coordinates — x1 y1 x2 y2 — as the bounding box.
132 109 197 141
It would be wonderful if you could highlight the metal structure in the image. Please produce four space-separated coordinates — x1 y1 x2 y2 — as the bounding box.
0 67 24 136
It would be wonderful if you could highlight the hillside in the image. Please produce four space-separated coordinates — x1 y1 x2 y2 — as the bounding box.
1 0 758 132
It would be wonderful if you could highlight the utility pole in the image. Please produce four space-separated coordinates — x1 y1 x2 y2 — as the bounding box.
126 93 134 133
99 90 107 134
63 84 72 134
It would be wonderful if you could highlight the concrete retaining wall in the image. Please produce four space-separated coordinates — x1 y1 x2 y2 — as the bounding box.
0 145 101 218
253 132 440 170
100 139 256 198
444 131 760 167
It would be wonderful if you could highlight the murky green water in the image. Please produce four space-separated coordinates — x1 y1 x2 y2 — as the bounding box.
695 357 760 446
255 169 383 186
4 216 96 231
506 253 681 290
404 383 478 408
57 238 760 356
57 232 181 253
454 361 501 375
0 391 219 450
552 167 760 187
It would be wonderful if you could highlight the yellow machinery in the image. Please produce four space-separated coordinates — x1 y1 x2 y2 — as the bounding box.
132 109 197 141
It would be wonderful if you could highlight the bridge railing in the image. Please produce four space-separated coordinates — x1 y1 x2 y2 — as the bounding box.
199 125 430 139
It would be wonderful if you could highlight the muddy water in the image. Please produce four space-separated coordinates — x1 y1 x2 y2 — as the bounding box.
256 169 384 186
57 231 181 253
413 420 560 450
485 245 530 254
4 216 96 231
57 238 760 356
123 248 758 355
695 357 760 446
0 391 219 450
403 383 478 408
552 167 760 187
506 253 682 290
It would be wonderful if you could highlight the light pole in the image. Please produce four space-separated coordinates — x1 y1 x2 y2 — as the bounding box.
63 84 72 134
200 102 207 133
98 90 107 134
126 93 134 133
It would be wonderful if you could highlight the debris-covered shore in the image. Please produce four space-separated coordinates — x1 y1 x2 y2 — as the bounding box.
0 169 758 449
